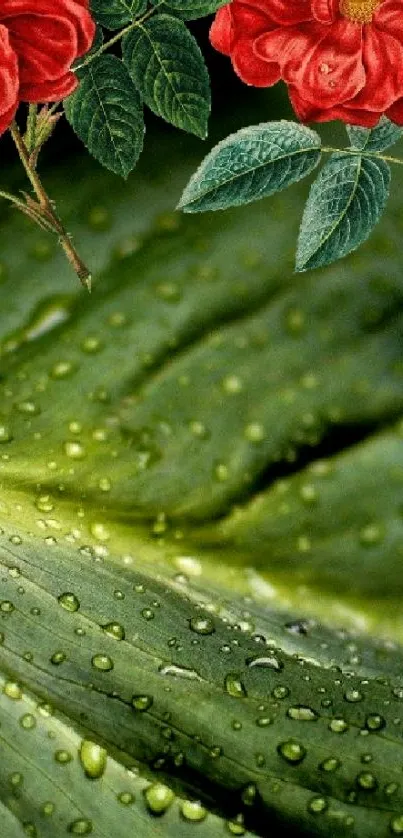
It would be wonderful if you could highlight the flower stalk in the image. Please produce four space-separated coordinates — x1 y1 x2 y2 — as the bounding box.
9 120 92 291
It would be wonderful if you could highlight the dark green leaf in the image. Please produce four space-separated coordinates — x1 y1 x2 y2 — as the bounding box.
155 0 226 19
347 116 403 152
296 153 390 272
178 122 322 212
122 14 210 137
1 121 403 838
90 0 147 29
64 54 145 178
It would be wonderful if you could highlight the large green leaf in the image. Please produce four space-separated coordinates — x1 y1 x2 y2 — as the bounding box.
1 121 403 838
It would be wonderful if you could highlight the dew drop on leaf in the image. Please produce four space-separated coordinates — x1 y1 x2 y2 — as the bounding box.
144 782 175 815
58 592 80 612
79 740 107 779
277 739 307 764
91 654 114 672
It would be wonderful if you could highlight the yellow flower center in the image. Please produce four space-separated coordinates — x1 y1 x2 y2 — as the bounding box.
339 0 379 22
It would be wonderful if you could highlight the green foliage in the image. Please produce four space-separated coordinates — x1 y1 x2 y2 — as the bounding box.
1 129 403 837
347 116 403 153
90 0 147 29
295 153 390 272
122 14 211 137
154 0 227 19
178 122 322 212
181 118 403 273
64 54 145 177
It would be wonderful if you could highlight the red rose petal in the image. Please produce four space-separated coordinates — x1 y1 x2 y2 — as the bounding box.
210 5 233 55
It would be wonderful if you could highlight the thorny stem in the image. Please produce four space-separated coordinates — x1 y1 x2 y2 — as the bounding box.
75 0 165 71
322 145 403 167
9 120 92 290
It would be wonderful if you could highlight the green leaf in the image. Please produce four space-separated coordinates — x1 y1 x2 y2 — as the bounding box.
90 0 147 28
347 116 403 152
64 54 145 177
296 152 390 272
178 122 322 212
122 14 210 137
154 0 226 19
1 120 403 837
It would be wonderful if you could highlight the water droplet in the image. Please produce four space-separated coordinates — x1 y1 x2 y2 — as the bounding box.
344 689 363 703
226 815 246 835
91 654 114 672
319 757 340 773
299 484 318 504
214 462 229 482
285 619 311 635
180 800 207 822
0 423 13 443
189 615 215 635
328 718 349 734
3 681 22 700
19 713 36 730
222 375 243 394
17 400 40 416
81 336 102 353
244 423 265 443
366 713 385 731
287 706 318 722
67 818 93 835
51 361 75 379
50 651 67 665
35 494 54 513
64 441 86 460
356 771 378 791
272 686 290 700
0 600 14 613
246 654 283 672
284 307 306 335
308 797 328 815
359 524 384 546
159 663 202 681
58 592 80 612
390 815 403 834
117 791 135 805
224 673 247 698
189 420 209 439
54 749 72 765
132 695 153 712
277 740 307 765
79 740 107 779
241 783 257 806
87 205 111 230
144 783 175 815
101 622 125 641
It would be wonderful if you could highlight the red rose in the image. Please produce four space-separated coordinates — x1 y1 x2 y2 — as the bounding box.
210 0 403 127
0 0 95 134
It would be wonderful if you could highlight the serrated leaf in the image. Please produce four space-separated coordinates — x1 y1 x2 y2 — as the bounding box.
90 0 147 28
347 116 403 152
178 122 322 212
154 0 226 19
64 54 144 177
122 14 210 137
296 152 390 272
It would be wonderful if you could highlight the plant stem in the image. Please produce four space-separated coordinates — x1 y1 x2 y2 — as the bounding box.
10 120 92 290
322 145 403 167
26 104 37 152
75 0 165 71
